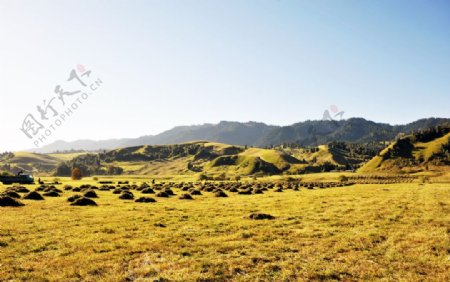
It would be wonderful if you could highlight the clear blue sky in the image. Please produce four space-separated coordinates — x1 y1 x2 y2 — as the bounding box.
0 0 449 151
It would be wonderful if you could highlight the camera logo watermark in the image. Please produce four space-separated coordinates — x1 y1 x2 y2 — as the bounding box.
20 65 103 147
322 104 345 121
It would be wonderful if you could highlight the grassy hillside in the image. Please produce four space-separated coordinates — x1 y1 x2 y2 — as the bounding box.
54 140 383 179
360 126 450 173
0 152 85 175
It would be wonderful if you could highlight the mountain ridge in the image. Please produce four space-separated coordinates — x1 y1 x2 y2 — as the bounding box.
28 117 450 154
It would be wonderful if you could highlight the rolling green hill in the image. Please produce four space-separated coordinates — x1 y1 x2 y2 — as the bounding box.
0 151 87 175
359 126 450 173
53 140 382 178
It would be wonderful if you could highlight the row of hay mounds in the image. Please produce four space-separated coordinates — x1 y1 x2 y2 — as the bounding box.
0 177 356 208
348 175 416 184
0 185 49 207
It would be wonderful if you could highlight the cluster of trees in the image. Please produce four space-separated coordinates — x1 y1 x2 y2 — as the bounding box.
54 154 123 177
411 125 450 143
328 141 385 160
0 152 14 161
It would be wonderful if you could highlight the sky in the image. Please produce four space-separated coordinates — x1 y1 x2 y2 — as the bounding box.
0 0 449 151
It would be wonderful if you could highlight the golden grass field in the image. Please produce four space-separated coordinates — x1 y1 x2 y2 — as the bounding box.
1 177 449 281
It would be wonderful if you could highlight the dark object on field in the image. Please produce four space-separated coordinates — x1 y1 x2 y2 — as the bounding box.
156 191 169 198
119 191 134 200
203 186 215 192
99 185 111 191
83 190 98 198
214 190 228 197
72 187 82 192
79 184 91 190
249 213 275 220
274 187 283 192
67 194 82 202
44 186 62 193
118 181 129 184
98 181 114 184
141 188 155 194
189 189 202 195
179 193 193 200
135 197 157 203
35 185 46 192
70 197 97 206
64 185 73 190
0 172 34 185
112 188 122 194
253 189 264 194
0 196 24 207
154 223 166 228
163 188 175 196
2 191 21 199
238 189 252 195
43 191 60 197
23 191 44 200
12 186 30 193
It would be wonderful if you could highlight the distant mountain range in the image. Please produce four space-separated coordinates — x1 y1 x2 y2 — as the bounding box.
28 117 450 153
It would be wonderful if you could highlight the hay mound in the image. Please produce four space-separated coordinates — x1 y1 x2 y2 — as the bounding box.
249 213 275 220
67 195 82 202
35 186 46 192
44 186 62 193
43 191 60 197
163 188 175 196
253 189 264 194
214 190 228 197
119 191 134 200
156 191 169 198
141 188 155 194
23 191 44 200
2 191 21 199
64 185 73 190
112 189 122 194
0 196 24 207
179 193 194 200
70 197 97 206
13 186 30 193
135 197 157 203
189 189 202 195
83 190 98 198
